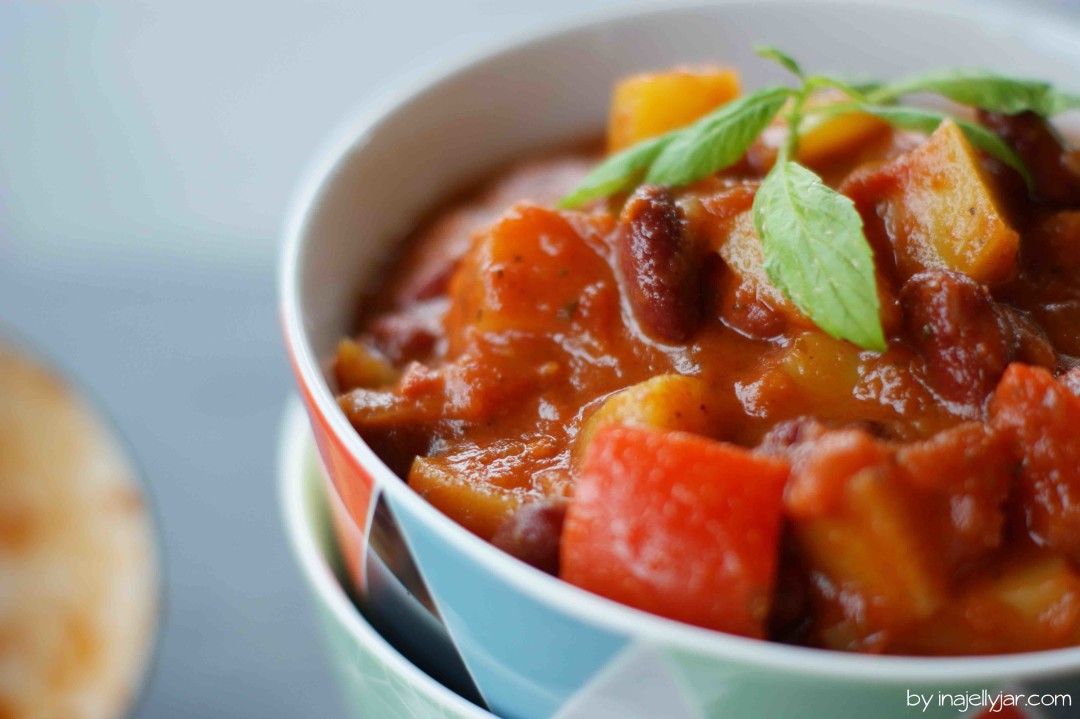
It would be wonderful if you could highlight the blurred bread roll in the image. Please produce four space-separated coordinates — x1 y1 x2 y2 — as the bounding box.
0 345 158 719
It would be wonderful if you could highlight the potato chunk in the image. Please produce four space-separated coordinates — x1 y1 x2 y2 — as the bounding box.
786 423 1012 651
844 119 1020 284
797 108 889 167
756 92 889 170
716 210 807 327
894 552 1080 655
334 338 400 391
786 431 947 650
445 204 617 352
409 435 563 539
409 455 522 540
574 374 719 460
607 67 740 152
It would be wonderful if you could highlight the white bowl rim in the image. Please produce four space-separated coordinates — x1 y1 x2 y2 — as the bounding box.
278 400 495 719
281 0 1080 683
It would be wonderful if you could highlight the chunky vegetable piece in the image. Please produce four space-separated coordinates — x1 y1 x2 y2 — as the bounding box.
607 67 740 152
334 338 400 391
893 552 1080 655
409 435 562 539
785 423 1012 650
446 204 616 350
712 208 808 333
574 374 721 460
785 430 946 649
845 119 1020 284
337 58 1080 656
991 364 1080 562
796 108 889 167
562 426 789 636
754 92 890 171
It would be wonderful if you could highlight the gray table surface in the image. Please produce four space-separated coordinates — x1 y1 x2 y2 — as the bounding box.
1 1 1077 717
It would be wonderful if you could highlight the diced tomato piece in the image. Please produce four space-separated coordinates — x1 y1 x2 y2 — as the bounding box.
991 363 1080 561
561 425 789 637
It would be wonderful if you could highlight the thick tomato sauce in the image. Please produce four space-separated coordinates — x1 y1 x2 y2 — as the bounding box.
335 104 1080 654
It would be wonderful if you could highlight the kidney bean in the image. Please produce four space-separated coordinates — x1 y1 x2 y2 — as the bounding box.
368 298 447 364
901 270 1012 410
490 498 567 575
978 110 1080 206
995 304 1057 369
618 185 703 343
767 529 812 645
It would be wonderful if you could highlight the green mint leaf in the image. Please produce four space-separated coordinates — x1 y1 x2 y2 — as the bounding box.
860 105 1034 190
645 87 791 186
804 76 872 102
752 160 886 352
558 134 675 208
841 79 886 97
1048 91 1080 115
870 69 1062 116
755 46 804 79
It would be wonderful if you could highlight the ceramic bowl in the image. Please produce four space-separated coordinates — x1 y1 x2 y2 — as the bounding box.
280 2 1080 718
279 401 493 719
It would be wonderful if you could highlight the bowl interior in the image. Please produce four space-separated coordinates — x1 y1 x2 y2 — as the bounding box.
290 0 1080 368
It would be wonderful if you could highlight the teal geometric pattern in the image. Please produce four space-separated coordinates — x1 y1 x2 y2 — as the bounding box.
288 406 1080 719
664 648 987 719
386 488 628 719
314 601 478 719
292 438 489 719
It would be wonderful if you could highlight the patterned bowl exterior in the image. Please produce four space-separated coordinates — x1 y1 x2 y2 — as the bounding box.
280 3 1080 717
282 401 1079 719
280 402 492 719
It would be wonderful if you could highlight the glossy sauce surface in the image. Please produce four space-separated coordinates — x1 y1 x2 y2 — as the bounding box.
336 105 1080 654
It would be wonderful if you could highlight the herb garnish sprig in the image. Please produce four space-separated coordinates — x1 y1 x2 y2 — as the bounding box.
560 48 1079 352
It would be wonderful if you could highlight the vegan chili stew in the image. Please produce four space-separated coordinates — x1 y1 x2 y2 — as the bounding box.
333 53 1080 655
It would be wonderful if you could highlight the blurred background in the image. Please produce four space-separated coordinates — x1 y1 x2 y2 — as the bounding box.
1 1 1077 717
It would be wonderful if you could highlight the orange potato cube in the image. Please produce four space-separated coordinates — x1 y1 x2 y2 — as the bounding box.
409 455 522 540
409 434 563 539
574 374 720 461
445 204 618 352
334 338 400 391
786 430 947 649
845 119 1020 284
607 67 740 152
895 552 1080 655
709 207 899 339
716 210 807 324
778 331 863 408
797 109 889 167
